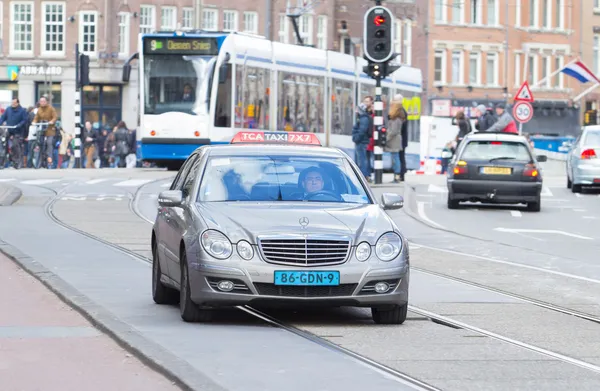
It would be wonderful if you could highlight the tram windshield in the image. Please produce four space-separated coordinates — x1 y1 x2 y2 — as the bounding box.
143 54 216 116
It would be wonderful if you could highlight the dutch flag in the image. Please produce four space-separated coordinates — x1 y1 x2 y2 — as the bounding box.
560 60 600 84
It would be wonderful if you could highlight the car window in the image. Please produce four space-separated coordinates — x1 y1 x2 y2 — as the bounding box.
197 155 371 204
460 141 532 161
170 158 195 190
182 157 202 198
583 131 600 146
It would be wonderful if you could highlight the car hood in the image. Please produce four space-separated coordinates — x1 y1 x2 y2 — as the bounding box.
193 202 395 244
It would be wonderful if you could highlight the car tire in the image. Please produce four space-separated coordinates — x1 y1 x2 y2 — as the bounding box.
572 183 582 193
180 251 213 323
447 194 459 209
152 241 179 305
371 303 408 325
527 197 541 212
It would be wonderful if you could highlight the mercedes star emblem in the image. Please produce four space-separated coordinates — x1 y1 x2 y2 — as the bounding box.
299 217 309 228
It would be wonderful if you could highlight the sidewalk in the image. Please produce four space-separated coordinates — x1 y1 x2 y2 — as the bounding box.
0 252 180 391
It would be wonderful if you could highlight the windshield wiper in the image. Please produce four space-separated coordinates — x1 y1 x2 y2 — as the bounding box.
488 156 516 162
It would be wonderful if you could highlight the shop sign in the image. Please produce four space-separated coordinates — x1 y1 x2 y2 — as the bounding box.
19 66 63 76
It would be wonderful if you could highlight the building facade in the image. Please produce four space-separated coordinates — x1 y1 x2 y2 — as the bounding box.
417 0 584 136
582 0 600 123
0 0 418 135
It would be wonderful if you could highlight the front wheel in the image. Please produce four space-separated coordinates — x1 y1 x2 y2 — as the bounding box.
372 303 408 325
180 251 213 323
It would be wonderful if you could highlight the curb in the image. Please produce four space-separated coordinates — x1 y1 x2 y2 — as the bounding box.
0 240 227 391
0 184 22 206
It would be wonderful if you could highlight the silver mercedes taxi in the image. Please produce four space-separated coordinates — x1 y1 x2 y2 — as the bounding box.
151 131 409 324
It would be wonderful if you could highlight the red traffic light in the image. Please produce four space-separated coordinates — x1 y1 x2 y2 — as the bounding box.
374 15 385 26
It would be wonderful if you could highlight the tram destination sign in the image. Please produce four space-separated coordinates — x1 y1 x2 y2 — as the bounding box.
143 37 218 55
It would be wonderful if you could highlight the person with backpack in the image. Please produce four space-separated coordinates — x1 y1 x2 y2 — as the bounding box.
113 121 131 168
485 103 518 133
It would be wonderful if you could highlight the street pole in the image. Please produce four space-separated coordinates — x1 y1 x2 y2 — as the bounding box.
373 77 383 184
74 43 82 169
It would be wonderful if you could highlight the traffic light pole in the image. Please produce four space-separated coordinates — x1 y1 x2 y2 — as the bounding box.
74 43 82 169
373 77 384 184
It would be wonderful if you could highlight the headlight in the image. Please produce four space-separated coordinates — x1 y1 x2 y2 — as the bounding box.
355 242 371 262
375 232 403 261
201 230 232 259
236 240 254 260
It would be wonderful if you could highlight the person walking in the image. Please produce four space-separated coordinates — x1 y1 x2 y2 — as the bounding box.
352 96 374 182
385 96 407 183
32 96 58 168
0 98 28 169
485 103 518 133
473 104 497 132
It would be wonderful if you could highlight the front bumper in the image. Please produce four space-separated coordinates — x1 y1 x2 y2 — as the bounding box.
448 179 542 202
186 255 409 308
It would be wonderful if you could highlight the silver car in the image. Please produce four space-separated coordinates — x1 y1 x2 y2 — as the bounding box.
567 126 600 193
151 131 409 325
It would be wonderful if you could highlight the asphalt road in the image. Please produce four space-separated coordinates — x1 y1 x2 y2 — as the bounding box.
2 167 600 390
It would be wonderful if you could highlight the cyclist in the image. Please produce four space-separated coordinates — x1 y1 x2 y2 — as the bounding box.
0 98 28 168
32 96 58 168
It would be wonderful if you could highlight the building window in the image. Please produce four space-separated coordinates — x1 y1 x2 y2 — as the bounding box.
317 16 327 50
202 9 217 31
243 12 258 34
434 50 446 83
394 19 402 55
36 82 61 118
161 7 176 30
10 1 34 54
541 56 550 88
452 0 463 24
555 0 563 29
79 11 97 54
487 0 498 25
469 52 481 85
0 83 19 100
117 12 130 56
451 50 463 84
595 36 600 75
223 10 238 31
486 53 498 86
554 56 564 88
297 14 313 45
402 21 412 66
434 0 445 23
515 0 521 26
182 8 193 30
542 0 550 28
140 5 155 34
528 54 537 84
278 14 289 43
529 0 538 27
514 53 521 86
42 2 65 55
470 0 481 24
81 85 123 130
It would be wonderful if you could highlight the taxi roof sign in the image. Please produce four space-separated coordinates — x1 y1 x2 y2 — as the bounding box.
230 131 321 146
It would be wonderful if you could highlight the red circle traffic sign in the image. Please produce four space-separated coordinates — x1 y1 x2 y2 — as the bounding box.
513 101 533 123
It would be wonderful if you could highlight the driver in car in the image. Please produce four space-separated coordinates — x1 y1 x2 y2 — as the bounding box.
296 166 333 201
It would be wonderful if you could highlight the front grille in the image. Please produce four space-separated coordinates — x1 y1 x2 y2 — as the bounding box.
254 283 358 297
206 277 252 294
258 238 351 266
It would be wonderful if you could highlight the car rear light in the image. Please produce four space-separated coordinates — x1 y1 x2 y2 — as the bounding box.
194 131 200 137
453 160 468 175
490 141 502 145
581 149 597 159
150 130 156 136
523 164 539 177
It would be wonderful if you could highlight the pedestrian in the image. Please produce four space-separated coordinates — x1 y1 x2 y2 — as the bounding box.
0 98 28 169
32 96 59 168
485 103 518 133
386 95 408 183
473 104 497 132
352 96 374 182
440 141 455 174
82 121 97 169
454 110 472 147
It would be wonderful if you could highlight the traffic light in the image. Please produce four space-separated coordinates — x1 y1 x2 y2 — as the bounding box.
378 125 387 147
585 110 597 125
362 62 402 79
79 54 90 86
363 6 394 63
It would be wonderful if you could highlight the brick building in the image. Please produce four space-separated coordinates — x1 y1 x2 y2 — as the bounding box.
0 0 418 133
416 0 585 136
581 0 600 122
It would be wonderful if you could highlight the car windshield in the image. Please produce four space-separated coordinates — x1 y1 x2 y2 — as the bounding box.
198 155 371 204
583 130 600 146
461 141 532 161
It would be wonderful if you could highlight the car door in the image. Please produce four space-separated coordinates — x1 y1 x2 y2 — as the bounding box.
169 154 204 285
568 134 583 180
162 155 198 276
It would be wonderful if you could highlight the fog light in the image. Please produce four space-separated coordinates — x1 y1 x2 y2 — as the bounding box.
217 280 234 292
374 282 390 293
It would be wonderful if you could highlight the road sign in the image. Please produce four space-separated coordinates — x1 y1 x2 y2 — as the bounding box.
514 81 534 102
513 101 533 123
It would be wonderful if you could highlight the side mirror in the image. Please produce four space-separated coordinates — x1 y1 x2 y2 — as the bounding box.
122 63 131 83
218 63 229 84
381 193 404 210
536 155 547 162
158 190 183 207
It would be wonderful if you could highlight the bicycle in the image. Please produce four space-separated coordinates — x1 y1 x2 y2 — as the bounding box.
27 122 51 169
0 125 18 169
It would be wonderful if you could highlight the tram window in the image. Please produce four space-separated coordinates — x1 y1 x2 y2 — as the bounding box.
331 79 354 136
277 72 325 133
214 63 232 128
235 66 270 129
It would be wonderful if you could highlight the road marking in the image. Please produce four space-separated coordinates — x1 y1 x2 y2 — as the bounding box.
20 179 60 185
113 179 153 187
0 178 15 182
417 201 445 229
583 216 597 219
541 187 553 197
494 227 593 240
86 179 109 184
427 184 447 193
510 210 522 217
573 208 586 212
575 193 582 197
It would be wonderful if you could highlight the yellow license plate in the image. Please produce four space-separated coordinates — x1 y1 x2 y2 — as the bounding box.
482 166 511 175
